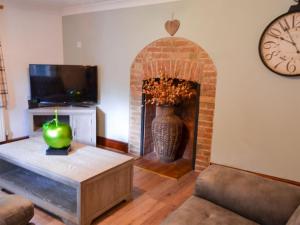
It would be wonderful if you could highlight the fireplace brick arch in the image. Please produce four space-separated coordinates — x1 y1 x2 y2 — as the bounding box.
129 37 217 172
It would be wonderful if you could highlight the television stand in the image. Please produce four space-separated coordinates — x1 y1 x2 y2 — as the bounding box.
28 106 96 146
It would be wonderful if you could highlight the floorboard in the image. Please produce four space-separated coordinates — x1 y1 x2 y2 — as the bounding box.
30 166 198 225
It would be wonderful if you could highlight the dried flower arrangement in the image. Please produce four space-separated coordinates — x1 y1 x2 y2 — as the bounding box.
143 74 195 106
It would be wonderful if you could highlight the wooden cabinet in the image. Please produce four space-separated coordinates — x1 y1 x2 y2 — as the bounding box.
71 114 96 145
28 107 96 146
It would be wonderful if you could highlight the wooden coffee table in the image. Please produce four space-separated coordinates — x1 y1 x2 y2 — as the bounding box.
0 137 133 225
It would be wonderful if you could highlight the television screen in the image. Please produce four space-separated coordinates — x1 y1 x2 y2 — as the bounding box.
29 64 98 104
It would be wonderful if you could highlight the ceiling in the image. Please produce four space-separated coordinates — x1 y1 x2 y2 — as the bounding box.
5 0 180 15
7 0 116 8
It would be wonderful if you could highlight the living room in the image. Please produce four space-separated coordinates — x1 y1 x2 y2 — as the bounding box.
0 0 299 225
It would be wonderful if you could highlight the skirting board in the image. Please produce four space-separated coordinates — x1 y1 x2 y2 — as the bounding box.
0 136 29 145
211 163 300 187
97 136 128 153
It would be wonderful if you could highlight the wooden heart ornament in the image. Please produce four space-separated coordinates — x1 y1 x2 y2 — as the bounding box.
165 19 180 36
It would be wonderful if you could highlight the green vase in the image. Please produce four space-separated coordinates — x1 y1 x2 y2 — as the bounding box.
42 109 73 149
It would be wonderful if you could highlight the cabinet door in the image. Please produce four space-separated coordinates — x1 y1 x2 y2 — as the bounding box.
72 114 94 145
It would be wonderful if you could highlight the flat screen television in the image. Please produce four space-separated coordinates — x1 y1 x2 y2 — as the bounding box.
29 64 98 105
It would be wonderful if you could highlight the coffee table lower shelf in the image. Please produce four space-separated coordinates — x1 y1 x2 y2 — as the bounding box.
0 158 133 225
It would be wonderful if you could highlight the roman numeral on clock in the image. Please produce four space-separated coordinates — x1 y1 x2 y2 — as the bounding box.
279 18 291 31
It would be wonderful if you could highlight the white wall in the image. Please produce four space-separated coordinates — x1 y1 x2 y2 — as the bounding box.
0 1 63 138
63 0 300 181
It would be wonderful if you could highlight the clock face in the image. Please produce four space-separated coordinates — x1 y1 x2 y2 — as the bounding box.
259 12 300 76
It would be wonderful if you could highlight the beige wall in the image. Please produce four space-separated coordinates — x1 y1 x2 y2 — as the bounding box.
63 3 179 141
0 1 64 138
62 0 299 181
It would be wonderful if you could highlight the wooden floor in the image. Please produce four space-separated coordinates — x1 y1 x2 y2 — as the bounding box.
135 152 193 179
31 166 198 225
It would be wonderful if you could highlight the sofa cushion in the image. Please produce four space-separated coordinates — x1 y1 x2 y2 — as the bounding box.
0 192 34 225
195 165 300 225
286 205 300 225
161 196 259 225
0 219 5 225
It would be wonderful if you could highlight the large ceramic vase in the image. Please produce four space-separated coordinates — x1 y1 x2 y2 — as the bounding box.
152 105 183 163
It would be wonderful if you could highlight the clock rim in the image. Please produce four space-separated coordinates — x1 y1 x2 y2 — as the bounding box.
259 11 300 77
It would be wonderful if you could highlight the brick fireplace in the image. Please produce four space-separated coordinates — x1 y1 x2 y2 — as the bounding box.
129 37 217 172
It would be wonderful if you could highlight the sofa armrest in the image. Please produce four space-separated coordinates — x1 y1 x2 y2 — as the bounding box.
286 205 300 225
195 165 300 225
0 192 34 225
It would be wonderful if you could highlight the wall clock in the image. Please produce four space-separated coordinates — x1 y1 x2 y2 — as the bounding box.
259 0 300 76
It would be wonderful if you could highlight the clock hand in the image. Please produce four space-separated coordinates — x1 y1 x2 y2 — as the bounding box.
286 29 300 54
273 36 295 45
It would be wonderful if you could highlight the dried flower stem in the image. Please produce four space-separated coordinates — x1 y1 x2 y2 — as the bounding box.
143 74 195 106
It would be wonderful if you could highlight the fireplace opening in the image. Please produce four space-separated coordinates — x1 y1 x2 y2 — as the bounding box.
137 79 201 178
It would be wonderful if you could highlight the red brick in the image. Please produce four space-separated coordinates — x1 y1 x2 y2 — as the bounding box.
151 53 169 59
197 143 211 150
197 137 212 145
147 47 161 52
200 96 215 103
181 47 197 53
198 114 213 122
199 121 213 128
200 103 215 111
199 109 214 116
202 150 211 157
155 41 173 47
174 40 189 47
162 47 177 52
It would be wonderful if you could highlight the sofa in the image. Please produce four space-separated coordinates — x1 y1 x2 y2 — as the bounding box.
162 165 300 225
0 192 34 225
